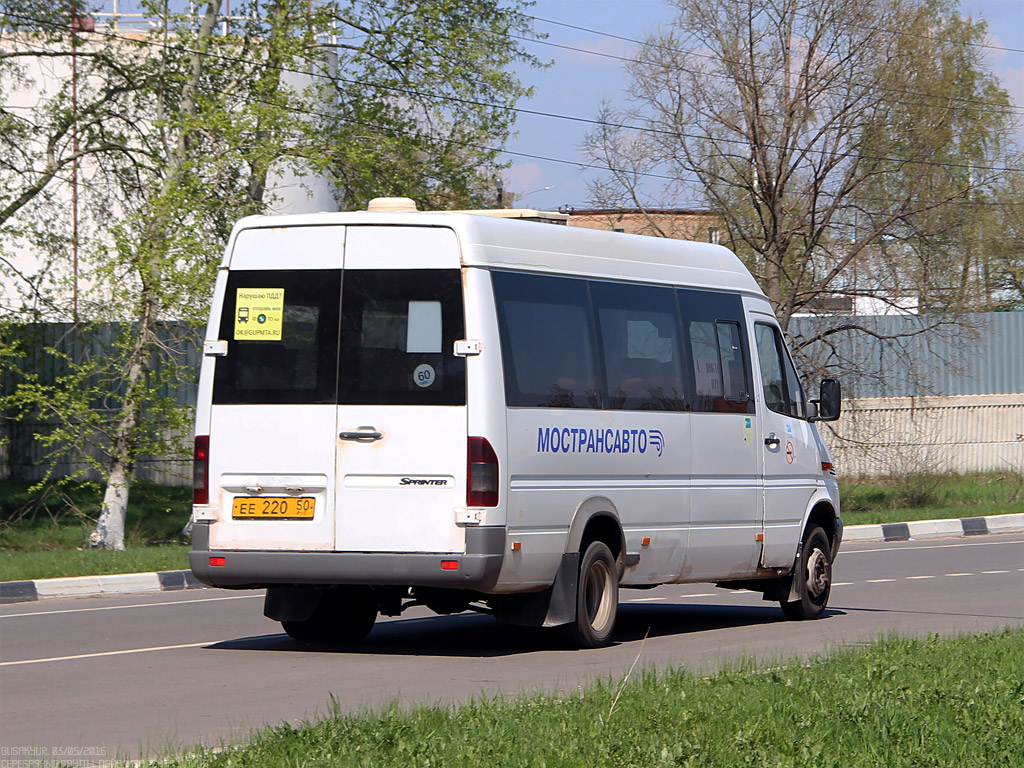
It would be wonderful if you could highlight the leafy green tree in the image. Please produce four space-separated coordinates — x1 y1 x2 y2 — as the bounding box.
1 0 539 548
974 165 1024 311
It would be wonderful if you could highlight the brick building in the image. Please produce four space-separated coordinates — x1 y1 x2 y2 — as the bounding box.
565 208 725 244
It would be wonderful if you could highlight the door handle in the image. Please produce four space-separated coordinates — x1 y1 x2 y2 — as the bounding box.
764 434 781 448
339 427 383 442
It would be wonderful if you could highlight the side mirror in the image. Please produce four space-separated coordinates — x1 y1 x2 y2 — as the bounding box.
811 378 841 422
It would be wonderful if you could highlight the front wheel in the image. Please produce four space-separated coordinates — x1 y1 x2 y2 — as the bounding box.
780 526 833 620
559 540 619 648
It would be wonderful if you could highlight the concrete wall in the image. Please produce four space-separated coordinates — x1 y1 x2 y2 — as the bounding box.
826 394 1024 477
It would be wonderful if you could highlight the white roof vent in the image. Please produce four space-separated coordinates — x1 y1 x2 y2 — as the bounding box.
367 196 418 213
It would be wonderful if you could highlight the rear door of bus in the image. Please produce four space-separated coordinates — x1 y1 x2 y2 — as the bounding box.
208 225 345 551
332 226 468 554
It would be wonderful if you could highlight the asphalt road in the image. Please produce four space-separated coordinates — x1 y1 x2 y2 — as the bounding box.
2 534 1022 762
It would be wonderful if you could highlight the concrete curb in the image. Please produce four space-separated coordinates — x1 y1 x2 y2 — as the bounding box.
2 512 1023 605
1 569 205 605
841 512 1024 543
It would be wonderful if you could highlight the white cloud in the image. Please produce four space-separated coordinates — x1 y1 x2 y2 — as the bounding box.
503 163 546 194
1001 64 1024 107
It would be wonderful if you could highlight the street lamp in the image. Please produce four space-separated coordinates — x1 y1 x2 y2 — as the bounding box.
520 185 556 199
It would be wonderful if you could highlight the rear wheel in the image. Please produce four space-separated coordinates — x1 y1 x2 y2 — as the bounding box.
282 587 378 642
780 526 832 620
559 540 619 648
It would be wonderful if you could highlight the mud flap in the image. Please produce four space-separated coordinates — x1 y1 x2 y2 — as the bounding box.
494 552 579 627
264 585 324 622
760 551 802 603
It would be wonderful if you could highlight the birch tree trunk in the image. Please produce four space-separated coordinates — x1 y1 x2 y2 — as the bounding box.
91 0 222 550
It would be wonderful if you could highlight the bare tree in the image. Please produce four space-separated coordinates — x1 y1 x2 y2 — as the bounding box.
583 0 1019 330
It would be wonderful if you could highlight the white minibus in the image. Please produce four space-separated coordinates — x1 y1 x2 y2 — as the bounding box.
189 198 843 648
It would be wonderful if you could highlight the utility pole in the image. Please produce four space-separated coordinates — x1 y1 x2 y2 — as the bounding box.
70 4 82 321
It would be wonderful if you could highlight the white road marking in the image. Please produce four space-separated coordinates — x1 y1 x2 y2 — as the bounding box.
907 575 936 580
0 640 216 667
832 582 853 586
846 539 1024 555
682 593 716 597
628 597 666 602
945 573 973 577
982 570 1009 574
866 578 895 583
0 594 261 619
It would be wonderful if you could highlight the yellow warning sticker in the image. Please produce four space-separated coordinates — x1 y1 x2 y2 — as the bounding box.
233 288 285 340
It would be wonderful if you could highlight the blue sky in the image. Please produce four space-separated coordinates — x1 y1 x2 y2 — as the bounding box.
84 1 1024 211
504 0 1024 212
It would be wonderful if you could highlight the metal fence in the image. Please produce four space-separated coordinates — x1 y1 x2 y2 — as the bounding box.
0 416 193 486
1 322 199 485
824 395 1024 477
3 313 1023 484
790 312 1024 476
790 311 1024 398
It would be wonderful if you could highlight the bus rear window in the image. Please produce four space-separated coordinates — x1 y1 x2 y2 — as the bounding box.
213 268 465 406
213 269 341 405
337 269 466 406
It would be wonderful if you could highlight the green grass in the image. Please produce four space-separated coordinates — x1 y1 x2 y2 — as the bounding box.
840 471 1024 525
1 472 1020 582
145 629 1024 768
0 545 189 582
840 501 1022 526
0 479 191 581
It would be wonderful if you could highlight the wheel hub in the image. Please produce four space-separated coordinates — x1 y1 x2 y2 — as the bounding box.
805 547 829 598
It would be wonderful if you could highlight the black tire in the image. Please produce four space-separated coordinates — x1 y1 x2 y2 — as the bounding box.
780 526 833 620
282 587 378 642
559 540 619 648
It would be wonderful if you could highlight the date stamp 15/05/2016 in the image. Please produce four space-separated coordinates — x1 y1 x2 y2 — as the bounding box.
1 745 108 768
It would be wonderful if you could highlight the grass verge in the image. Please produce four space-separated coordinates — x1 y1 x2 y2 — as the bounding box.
147 629 1024 768
841 471 1023 525
1 479 191 581
840 501 1022 526
1 472 1020 582
0 545 189 582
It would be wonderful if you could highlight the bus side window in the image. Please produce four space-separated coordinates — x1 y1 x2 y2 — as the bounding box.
591 280 688 412
716 320 752 409
688 320 723 406
493 271 601 409
754 323 807 418
679 288 754 415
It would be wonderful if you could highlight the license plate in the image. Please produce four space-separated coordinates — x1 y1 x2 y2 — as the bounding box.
232 496 315 519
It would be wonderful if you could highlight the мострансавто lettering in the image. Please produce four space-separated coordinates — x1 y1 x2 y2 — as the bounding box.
537 427 665 457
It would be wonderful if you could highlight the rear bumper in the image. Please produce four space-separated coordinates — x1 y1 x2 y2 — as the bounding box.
188 522 505 591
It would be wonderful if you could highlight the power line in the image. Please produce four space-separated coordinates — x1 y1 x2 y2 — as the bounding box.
16 36 1024 211
525 0 1024 59
734 0 1024 55
519 14 1024 117
6 6 1024 205
8 9 1023 176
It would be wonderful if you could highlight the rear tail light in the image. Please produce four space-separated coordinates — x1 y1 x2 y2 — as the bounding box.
193 435 209 505
467 436 498 507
